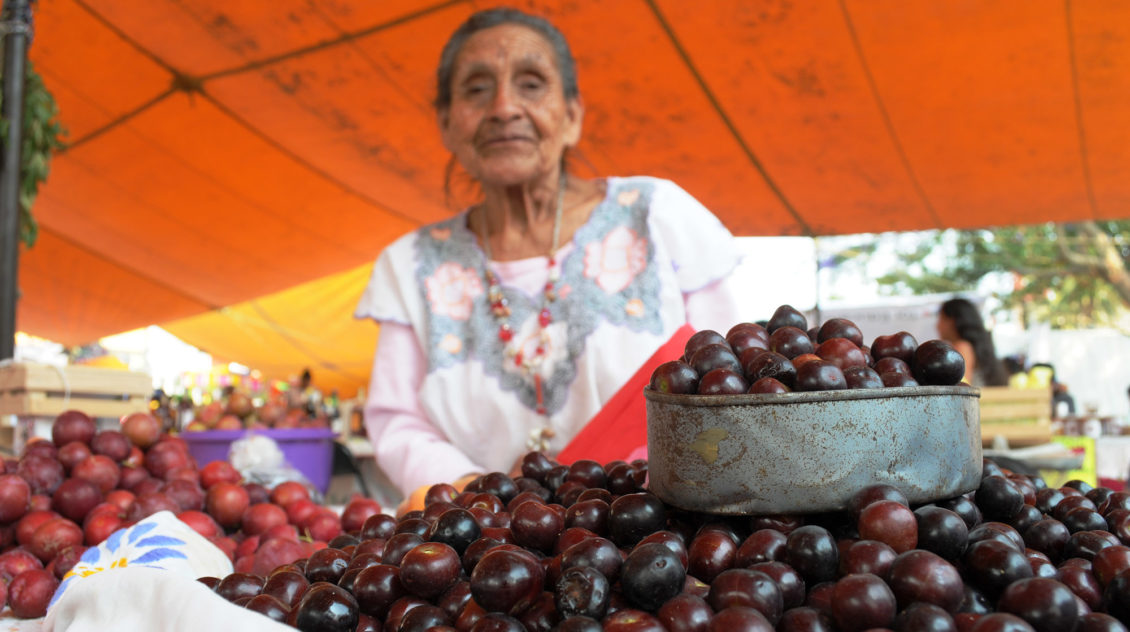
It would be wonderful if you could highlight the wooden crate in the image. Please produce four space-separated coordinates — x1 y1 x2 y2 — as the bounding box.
0 362 152 418
0 362 153 454
979 385 1053 446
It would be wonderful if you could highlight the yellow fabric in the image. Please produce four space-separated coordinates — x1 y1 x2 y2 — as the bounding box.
163 263 378 397
1047 436 1098 488
74 355 130 370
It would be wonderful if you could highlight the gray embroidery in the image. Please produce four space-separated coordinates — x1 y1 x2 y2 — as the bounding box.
413 177 664 414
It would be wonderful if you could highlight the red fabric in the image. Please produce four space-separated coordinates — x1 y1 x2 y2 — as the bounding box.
556 324 695 465
1099 477 1125 492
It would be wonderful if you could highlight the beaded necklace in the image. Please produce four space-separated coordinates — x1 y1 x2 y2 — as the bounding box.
476 174 566 452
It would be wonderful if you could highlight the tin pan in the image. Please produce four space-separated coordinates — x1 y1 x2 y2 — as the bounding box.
644 385 981 515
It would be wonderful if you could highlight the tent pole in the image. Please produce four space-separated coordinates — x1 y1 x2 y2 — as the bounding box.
0 0 30 360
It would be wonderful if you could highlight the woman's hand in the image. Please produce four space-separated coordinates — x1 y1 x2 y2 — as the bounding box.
395 452 543 516
392 452 549 517
509 453 529 479
395 472 481 517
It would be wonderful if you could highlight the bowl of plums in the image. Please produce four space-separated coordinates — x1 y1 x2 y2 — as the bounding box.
645 305 981 515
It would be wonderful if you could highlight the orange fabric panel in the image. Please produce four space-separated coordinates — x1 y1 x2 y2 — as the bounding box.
17 230 208 345
32 0 172 140
36 93 414 309
79 0 443 78
655 0 937 235
205 4 469 228
540 1 791 237
545 2 798 236
847 0 1090 229
163 262 380 397
1070 2 1130 219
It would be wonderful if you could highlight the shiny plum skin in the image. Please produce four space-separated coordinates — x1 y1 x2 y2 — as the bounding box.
187 451 1130 632
912 340 965 385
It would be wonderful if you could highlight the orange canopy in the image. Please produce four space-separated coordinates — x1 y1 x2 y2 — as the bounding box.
17 0 1130 395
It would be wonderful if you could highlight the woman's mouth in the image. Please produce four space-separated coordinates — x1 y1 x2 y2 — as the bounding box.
481 135 533 148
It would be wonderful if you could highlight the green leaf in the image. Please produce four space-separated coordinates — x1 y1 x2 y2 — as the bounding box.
0 62 67 249
835 222 1130 330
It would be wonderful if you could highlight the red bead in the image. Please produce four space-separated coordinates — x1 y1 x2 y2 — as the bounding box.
538 308 552 327
498 324 513 342
514 352 524 367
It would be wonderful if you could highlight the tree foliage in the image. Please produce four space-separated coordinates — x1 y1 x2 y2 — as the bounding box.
867 221 1130 329
0 61 67 248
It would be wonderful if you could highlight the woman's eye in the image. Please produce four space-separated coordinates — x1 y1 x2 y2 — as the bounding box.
519 77 544 92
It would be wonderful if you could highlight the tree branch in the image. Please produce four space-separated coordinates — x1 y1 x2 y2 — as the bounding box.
1078 222 1130 306
1053 223 1105 269
1012 265 1094 277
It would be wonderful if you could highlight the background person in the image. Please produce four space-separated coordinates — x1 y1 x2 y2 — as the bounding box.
355 8 745 503
1030 362 1078 418
936 297 1008 387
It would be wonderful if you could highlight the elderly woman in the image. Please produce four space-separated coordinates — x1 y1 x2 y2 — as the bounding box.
356 8 745 500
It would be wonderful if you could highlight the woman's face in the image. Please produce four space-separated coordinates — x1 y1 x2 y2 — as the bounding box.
438 24 582 188
936 313 956 340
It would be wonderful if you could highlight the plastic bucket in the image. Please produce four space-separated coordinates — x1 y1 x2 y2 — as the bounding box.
180 428 337 493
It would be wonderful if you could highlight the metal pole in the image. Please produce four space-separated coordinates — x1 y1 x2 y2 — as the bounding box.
0 0 30 360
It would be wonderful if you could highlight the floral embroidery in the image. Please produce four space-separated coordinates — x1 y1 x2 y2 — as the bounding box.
439 333 463 355
501 318 568 379
412 177 665 414
425 262 483 321
583 226 649 293
625 298 645 317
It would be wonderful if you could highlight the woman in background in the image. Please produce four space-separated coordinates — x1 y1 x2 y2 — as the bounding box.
936 297 1008 387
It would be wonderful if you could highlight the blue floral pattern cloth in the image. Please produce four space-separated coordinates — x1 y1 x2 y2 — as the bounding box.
49 511 234 611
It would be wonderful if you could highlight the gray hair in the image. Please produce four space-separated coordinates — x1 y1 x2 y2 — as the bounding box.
434 7 580 111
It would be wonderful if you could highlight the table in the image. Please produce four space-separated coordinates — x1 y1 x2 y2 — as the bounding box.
1094 435 1130 485
334 436 402 509
1050 435 1130 489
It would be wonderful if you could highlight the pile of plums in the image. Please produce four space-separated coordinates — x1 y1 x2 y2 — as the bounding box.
0 409 380 619
203 452 1130 631
651 305 966 395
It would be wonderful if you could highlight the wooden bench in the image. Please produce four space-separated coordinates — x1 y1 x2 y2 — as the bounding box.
979 385 1053 447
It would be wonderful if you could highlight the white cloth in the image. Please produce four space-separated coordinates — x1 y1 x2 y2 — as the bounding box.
43 510 286 632
356 176 744 494
43 567 290 632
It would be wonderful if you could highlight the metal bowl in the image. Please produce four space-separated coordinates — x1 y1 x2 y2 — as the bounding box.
645 385 982 515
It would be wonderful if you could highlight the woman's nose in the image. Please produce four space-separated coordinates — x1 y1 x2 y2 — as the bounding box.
488 82 522 121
